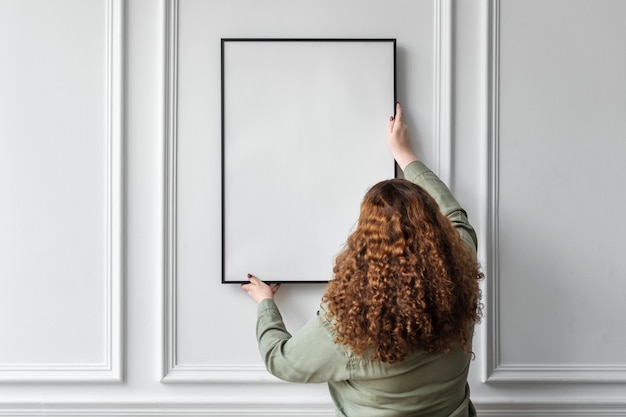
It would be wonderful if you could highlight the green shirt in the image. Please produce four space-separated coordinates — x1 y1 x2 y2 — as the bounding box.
255 161 478 417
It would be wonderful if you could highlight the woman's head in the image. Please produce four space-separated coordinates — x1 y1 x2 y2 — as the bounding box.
323 179 482 363
358 179 445 251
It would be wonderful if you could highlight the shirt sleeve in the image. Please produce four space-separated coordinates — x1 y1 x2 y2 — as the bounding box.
403 160 478 254
256 299 352 383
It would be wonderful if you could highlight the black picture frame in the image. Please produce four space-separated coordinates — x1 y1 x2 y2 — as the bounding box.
221 38 397 284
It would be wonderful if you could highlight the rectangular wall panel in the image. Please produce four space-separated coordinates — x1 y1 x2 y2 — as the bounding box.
163 0 445 382
0 0 122 381
482 0 626 383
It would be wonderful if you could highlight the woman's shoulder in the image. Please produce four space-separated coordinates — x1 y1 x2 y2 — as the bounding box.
317 302 335 329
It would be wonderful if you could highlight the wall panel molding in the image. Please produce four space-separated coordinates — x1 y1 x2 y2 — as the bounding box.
162 0 455 384
0 401 335 417
480 0 626 384
479 0 501 385
475 401 626 417
0 0 124 383
161 364 280 384
162 0 179 383
104 0 124 384
1 401 626 417
433 0 453 186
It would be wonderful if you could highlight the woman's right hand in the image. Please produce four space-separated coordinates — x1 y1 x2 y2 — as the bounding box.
387 102 418 171
241 274 281 304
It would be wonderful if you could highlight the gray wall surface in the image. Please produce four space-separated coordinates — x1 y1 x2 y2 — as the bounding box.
1 0 624 415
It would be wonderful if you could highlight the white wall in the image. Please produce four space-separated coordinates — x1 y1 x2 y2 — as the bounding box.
1 0 625 415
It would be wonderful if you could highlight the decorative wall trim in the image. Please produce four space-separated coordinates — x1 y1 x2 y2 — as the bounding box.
475 401 626 417
480 0 626 383
487 364 626 383
434 0 453 186
162 0 179 383
0 401 335 417
104 0 124 384
480 0 500 385
161 0 455 384
1 401 626 416
0 0 124 383
161 364 281 384
162 0 455 383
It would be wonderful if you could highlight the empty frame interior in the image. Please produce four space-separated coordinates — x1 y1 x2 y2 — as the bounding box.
222 39 396 283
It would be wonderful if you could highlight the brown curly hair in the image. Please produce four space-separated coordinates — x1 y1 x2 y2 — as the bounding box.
322 179 482 364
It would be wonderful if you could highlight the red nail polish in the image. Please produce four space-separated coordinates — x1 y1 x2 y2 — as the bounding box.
390 116 394 121
247 273 252 278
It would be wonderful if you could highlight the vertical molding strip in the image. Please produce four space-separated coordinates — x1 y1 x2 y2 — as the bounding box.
434 0 453 187
0 0 124 382
480 0 500 384
105 0 124 383
481 0 626 383
162 0 179 382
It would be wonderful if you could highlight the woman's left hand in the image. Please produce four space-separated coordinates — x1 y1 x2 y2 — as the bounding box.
241 274 281 304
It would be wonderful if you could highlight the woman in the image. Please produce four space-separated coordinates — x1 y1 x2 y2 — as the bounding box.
241 103 482 417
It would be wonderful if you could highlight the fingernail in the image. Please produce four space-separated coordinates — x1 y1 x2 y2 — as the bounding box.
390 116 394 121
247 273 252 278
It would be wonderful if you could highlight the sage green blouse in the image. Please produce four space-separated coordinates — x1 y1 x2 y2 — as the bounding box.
255 161 478 417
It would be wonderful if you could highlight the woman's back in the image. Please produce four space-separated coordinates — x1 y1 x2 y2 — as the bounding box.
242 103 481 417
328 343 474 417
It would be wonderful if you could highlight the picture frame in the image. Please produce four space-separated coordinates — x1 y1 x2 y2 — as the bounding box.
221 38 396 283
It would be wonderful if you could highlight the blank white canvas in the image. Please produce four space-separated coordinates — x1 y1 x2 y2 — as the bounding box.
222 40 395 283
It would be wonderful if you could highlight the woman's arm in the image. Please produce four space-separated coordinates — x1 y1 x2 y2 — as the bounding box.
387 103 478 253
255 298 351 383
242 275 351 383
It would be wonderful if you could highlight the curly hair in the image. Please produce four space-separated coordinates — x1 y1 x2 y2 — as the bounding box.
322 179 482 364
